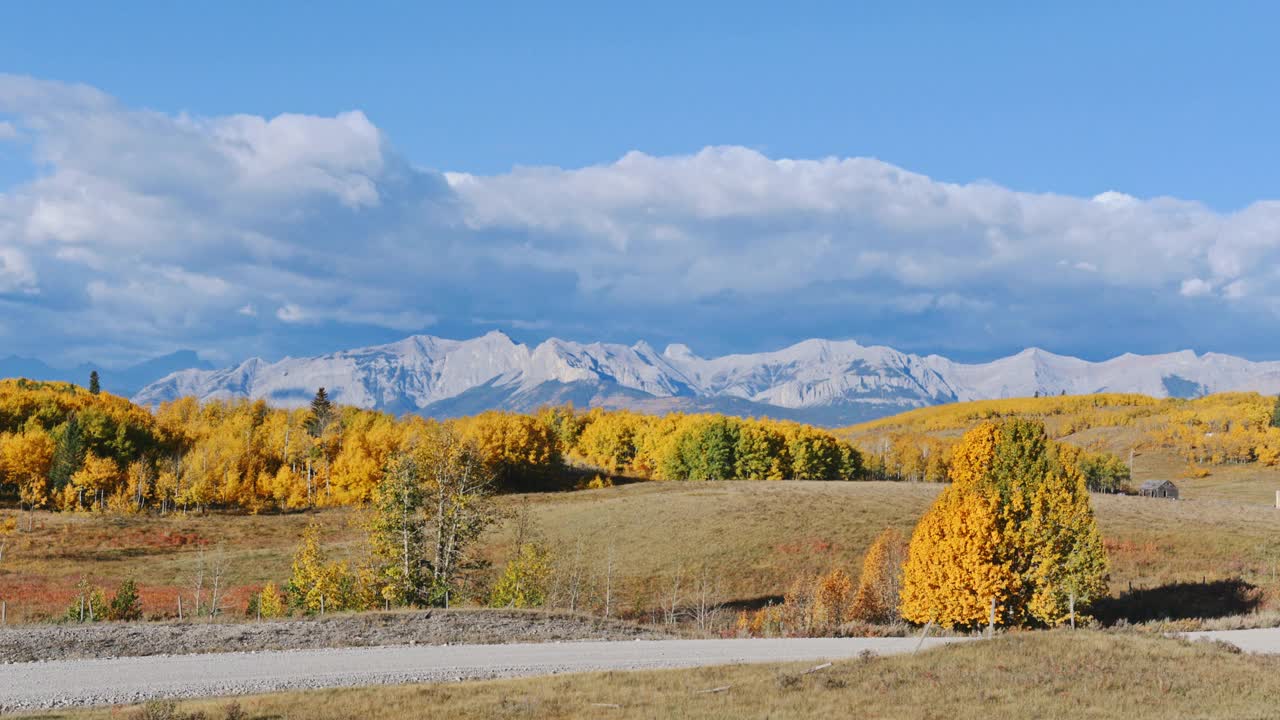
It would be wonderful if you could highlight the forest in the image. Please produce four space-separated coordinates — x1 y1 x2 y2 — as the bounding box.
0 379 864 515
848 391 1280 486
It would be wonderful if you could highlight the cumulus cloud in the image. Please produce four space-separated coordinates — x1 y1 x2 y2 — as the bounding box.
1180 278 1213 297
0 245 37 293
2 73 1280 364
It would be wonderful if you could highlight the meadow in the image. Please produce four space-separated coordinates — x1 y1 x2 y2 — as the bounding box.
5 475 1280 624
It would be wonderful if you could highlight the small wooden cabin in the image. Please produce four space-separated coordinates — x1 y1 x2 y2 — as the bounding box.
1138 480 1179 499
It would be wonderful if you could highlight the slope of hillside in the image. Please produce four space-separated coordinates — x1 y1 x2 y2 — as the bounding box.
5 481 1279 624
133 332 1280 426
843 392 1280 502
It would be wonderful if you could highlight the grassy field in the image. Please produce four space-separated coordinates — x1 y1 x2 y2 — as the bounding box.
5 479 1280 624
23 632 1280 720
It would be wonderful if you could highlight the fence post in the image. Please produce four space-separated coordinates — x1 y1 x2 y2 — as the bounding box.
1069 592 1076 630
987 597 995 638
177 596 183 621
2 600 6 625
913 620 935 654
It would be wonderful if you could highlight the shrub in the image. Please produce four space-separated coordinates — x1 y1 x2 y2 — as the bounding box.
64 577 108 622
108 578 143 621
247 582 287 619
812 568 854 633
850 527 907 623
490 543 553 608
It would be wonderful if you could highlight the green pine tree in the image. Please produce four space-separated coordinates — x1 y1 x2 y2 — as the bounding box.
50 416 85 492
304 387 334 438
108 579 143 621
1271 395 1280 429
88 371 101 395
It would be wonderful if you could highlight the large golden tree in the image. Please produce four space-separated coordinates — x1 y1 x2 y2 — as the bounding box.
900 419 1108 629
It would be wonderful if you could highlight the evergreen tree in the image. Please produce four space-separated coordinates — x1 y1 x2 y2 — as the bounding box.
108 578 143 621
49 416 85 493
677 417 740 480
305 387 334 438
1271 395 1280 429
88 371 101 395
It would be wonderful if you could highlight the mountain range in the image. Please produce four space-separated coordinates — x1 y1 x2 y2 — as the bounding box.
126 332 1280 427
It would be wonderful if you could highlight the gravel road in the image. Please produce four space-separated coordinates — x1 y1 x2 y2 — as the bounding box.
0 636 966 711
1182 627 1280 653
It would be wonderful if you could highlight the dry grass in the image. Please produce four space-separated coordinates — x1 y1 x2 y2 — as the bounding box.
0 509 365 622
6 479 1280 623
26 631 1280 720
482 480 941 614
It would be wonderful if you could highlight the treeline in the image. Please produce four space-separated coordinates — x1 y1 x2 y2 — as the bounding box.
859 430 1131 492
555 408 863 482
849 391 1280 481
0 380 865 514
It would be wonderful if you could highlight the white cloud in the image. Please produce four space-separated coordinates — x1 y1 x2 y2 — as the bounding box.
275 303 308 323
1180 278 1213 297
0 121 17 141
277 302 435 331
0 245 37 294
3 74 1280 364
447 146 1280 309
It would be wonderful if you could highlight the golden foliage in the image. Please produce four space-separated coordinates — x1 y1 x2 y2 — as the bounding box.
0 428 55 508
0 378 864 514
899 486 1016 628
256 582 287 619
850 527 907 623
489 543 554 608
899 419 1109 629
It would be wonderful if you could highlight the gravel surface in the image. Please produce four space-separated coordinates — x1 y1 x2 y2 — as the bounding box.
0 636 968 711
0 609 669 663
1182 627 1280 653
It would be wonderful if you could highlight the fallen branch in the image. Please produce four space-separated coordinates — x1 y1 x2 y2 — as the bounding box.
695 685 733 695
590 703 622 709
800 662 832 675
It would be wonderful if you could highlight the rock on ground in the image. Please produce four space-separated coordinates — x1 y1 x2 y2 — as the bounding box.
0 609 672 664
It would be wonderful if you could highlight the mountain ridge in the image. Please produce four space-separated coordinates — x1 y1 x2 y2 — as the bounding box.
127 332 1280 427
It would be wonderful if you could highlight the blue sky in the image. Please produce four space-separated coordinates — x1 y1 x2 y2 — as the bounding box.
2 2 1280 366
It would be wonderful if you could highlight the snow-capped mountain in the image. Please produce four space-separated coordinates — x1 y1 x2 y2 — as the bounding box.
131 332 1280 426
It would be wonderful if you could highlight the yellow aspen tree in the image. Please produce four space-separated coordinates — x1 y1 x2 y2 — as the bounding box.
902 419 1108 629
256 582 287 619
0 429 56 509
899 486 1018 629
850 527 907 623
811 568 855 633
69 453 123 511
948 422 998 490
1020 463 1109 626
